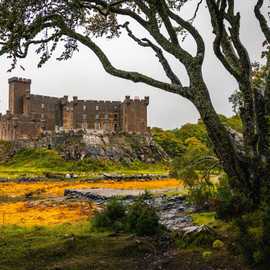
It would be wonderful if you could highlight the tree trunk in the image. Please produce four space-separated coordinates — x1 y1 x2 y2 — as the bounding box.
188 68 267 207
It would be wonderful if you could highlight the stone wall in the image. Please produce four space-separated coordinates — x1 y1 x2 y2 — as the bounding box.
0 113 43 141
63 98 121 131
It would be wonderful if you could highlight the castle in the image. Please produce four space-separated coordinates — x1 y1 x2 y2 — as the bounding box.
0 77 149 141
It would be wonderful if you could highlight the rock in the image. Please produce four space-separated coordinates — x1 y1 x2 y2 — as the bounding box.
182 225 214 236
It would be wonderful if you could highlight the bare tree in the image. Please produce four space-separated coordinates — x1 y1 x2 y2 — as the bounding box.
0 0 269 207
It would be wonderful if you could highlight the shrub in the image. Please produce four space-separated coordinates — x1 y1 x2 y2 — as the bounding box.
92 196 161 236
188 182 216 210
126 199 160 236
92 198 127 232
215 175 252 220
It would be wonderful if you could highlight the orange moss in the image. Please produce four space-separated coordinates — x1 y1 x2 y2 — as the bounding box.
0 179 182 198
0 201 94 226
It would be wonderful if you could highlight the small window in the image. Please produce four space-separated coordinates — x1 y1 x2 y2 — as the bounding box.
83 105 87 111
41 113 45 119
105 113 108 120
96 105 99 111
95 114 99 119
41 104 45 109
83 114 87 120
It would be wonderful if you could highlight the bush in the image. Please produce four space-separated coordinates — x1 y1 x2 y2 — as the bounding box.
126 199 160 236
92 198 127 232
92 196 161 236
215 175 252 220
188 182 216 210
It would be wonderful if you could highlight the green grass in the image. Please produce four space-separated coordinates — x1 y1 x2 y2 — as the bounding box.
0 148 169 179
0 222 159 270
0 220 247 270
191 211 235 236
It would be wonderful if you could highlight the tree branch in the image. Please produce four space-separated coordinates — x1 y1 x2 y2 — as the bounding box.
255 0 270 43
121 22 182 86
52 15 190 97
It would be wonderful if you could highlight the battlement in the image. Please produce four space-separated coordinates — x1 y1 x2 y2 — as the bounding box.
8 77 32 84
124 95 149 105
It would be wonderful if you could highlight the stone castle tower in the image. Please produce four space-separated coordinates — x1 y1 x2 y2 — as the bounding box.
0 77 149 141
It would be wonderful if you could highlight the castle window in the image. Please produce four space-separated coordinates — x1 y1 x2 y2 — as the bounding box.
41 103 45 109
41 113 45 119
83 105 86 111
96 105 99 111
83 114 87 120
95 114 99 119
114 114 118 119
105 113 108 120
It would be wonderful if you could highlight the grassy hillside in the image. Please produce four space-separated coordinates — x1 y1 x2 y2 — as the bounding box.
0 148 169 179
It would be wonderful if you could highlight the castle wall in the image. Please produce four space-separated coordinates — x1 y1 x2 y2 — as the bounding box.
0 114 43 141
29 94 62 130
63 99 121 131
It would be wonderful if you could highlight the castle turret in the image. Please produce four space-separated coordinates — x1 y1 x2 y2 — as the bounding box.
8 77 31 115
121 96 149 133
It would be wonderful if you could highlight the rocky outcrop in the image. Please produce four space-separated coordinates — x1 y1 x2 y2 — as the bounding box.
13 130 168 163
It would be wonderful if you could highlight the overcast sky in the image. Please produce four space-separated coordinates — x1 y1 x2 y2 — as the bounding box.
0 1 266 129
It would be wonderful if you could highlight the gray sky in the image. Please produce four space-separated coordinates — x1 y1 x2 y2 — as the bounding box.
0 1 266 129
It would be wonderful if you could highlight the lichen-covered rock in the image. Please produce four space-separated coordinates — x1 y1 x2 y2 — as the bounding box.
13 130 168 162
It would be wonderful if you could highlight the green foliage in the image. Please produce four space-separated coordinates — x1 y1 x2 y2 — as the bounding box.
92 195 161 237
188 182 216 210
171 137 216 186
219 115 243 133
174 121 210 147
233 204 270 267
215 175 252 220
151 127 186 158
126 199 160 236
92 198 126 232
